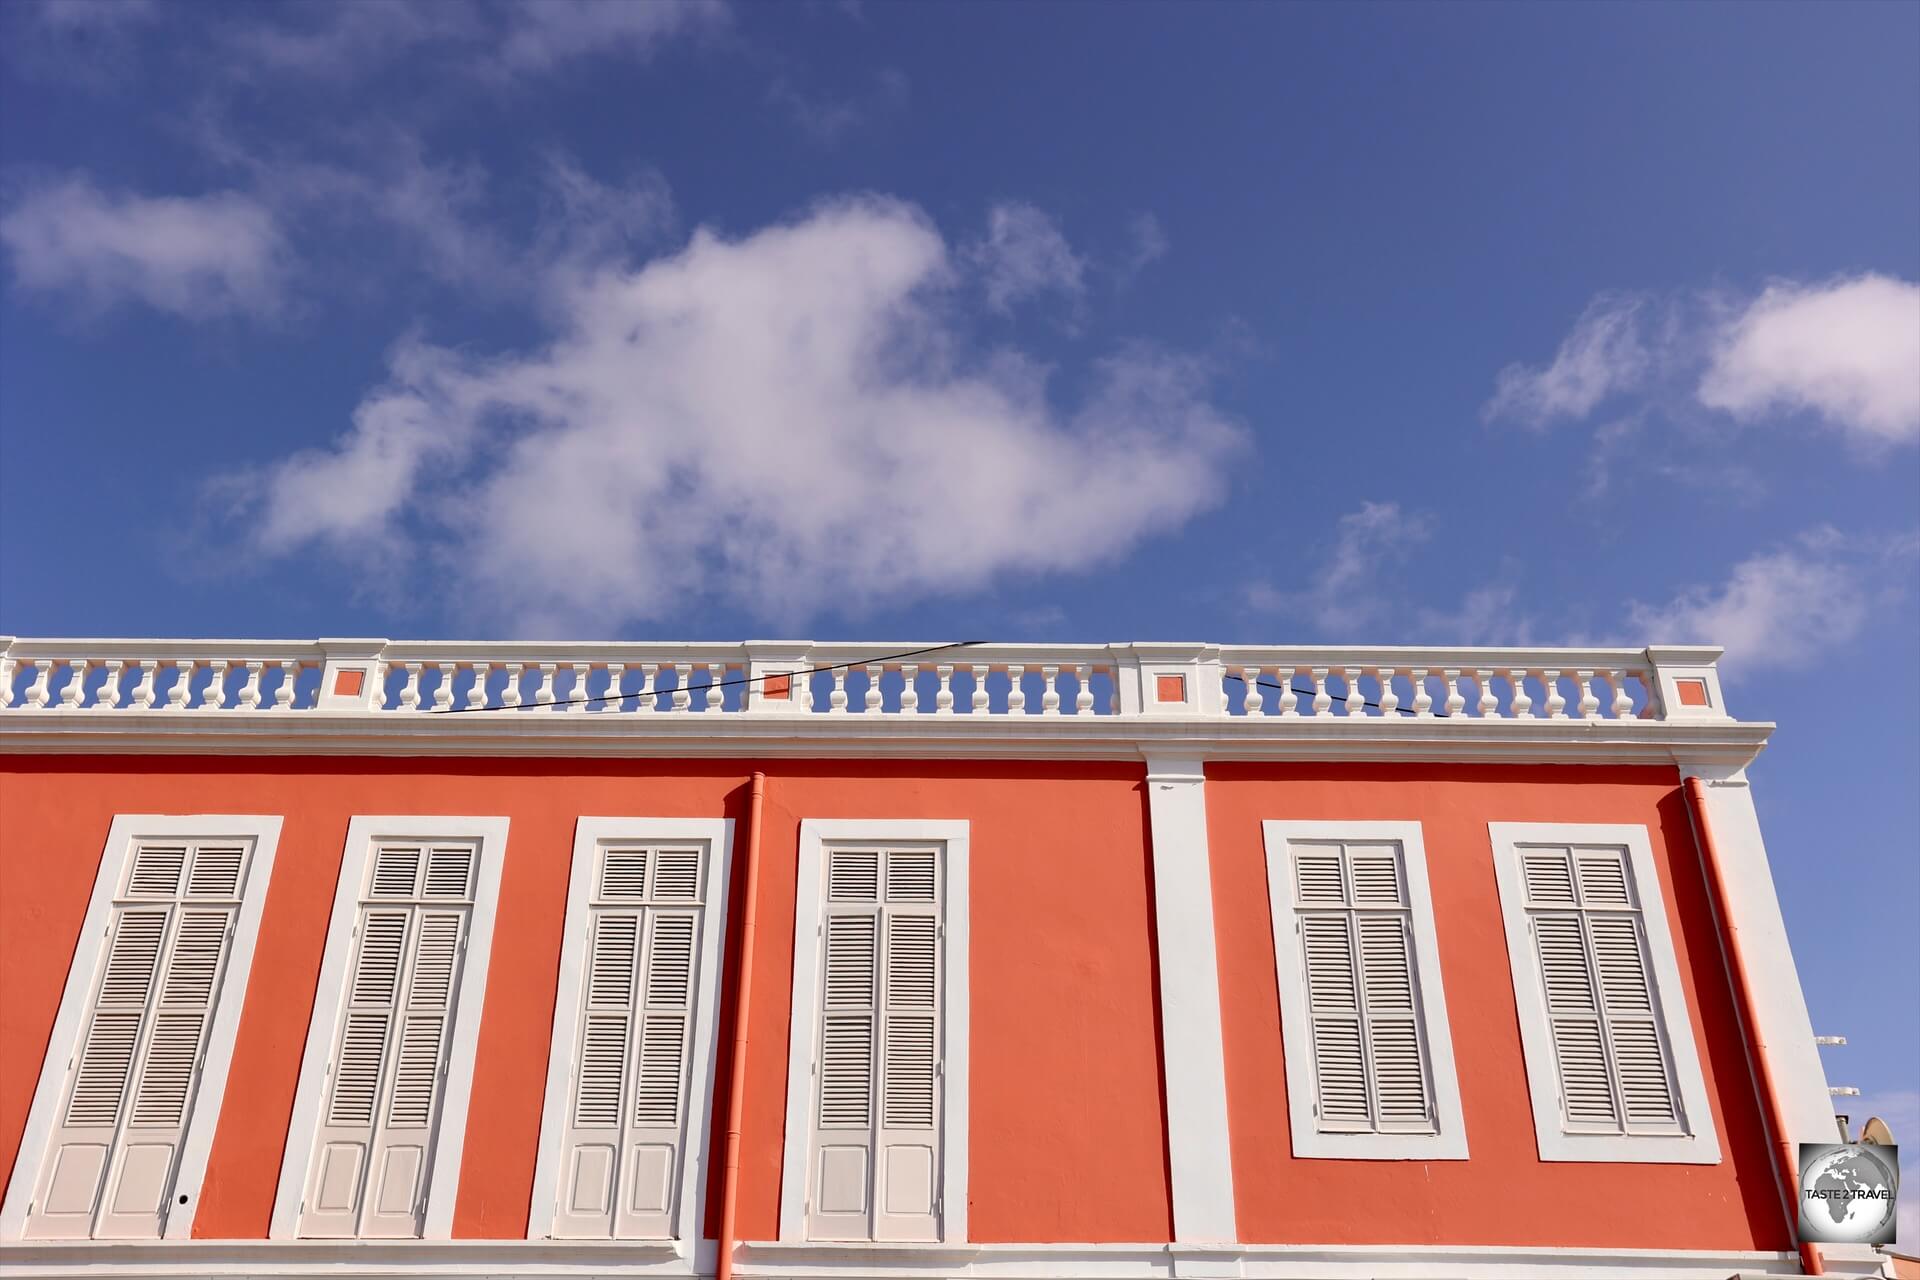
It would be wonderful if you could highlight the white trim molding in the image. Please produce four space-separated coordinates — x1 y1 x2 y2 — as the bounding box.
0 1238 1840 1279
1141 756 1238 1240
1261 820 1467 1161
1 814 284 1242
270 815 510 1239
778 819 969 1244
1679 763 1835 1150
525 817 735 1246
1488 822 1721 1164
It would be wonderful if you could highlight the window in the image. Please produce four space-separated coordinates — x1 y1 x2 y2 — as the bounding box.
2 816 282 1241
1262 821 1466 1159
1489 823 1720 1163
779 820 968 1244
527 819 733 1243
271 817 508 1239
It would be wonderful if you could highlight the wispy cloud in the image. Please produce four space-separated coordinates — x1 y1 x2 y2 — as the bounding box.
226 196 1244 633
1623 527 1918 677
1486 274 1920 447
768 68 909 146
0 176 288 319
1245 501 1432 635
970 201 1087 314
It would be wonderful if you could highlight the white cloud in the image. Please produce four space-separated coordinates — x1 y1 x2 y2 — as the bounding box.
1623 529 1916 677
1485 293 1652 428
1488 275 1920 449
1698 274 1920 445
235 197 1243 632
1246 501 1431 634
970 202 1087 313
0 176 288 318
1121 212 1168 279
1416 581 1537 646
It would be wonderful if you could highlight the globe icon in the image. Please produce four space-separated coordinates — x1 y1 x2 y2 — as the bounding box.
1800 1145 1899 1244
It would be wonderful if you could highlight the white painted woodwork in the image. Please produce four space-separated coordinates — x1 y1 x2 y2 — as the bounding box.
1263 823 1467 1160
3 817 281 1244
1489 823 1720 1163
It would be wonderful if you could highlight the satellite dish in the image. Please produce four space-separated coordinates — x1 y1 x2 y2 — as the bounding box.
1860 1116 1894 1145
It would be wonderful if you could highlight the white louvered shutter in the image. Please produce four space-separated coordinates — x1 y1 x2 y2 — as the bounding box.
300 843 476 1239
554 844 705 1240
24 840 252 1240
808 846 942 1243
1291 841 1436 1136
1522 845 1682 1136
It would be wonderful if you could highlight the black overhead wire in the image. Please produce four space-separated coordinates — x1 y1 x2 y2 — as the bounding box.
430 640 991 713
431 638 1455 719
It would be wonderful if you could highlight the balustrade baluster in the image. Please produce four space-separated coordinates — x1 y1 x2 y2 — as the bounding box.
1241 666 1264 715
1542 669 1566 718
131 661 158 710
1310 668 1331 716
274 661 298 709
237 661 263 710
899 664 920 712
935 665 955 714
1410 668 1432 717
1343 667 1365 717
865 664 884 713
432 664 455 712
90 659 123 710
1278 667 1299 716
671 665 692 711
1377 668 1400 716
466 663 491 710
1509 670 1533 719
561 663 587 712
25 661 54 709
1006 665 1026 714
198 662 229 710
1074 663 1094 714
60 659 90 709
1477 669 1499 718
704 664 724 712
1040 666 1060 715
0 654 13 708
1611 670 1636 719
399 663 423 711
598 663 624 711
1576 670 1600 719
1441 669 1465 717
635 663 657 712
973 665 993 714
1107 668 1119 715
829 665 849 713
501 663 524 709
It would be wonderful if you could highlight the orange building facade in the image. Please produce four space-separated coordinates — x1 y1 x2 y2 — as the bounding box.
0 639 1876 1277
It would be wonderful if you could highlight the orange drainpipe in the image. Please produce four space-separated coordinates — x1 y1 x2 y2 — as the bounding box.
1684 775 1823 1276
716 772 766 1280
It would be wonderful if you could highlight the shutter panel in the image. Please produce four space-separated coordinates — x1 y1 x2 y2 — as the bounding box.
25 839 251 1241
874 850 940 1243
807 844 946 1242
361 909 465 1238
554 844 706 1241
300 841 479 1239
1291 840 1437 1138
1522 844 1684 1136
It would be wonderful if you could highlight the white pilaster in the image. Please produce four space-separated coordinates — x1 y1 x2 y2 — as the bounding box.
1142 754 1237 1243
1681 762 1835 1149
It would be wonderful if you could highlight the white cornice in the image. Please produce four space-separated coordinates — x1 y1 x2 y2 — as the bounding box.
0 708 1773 767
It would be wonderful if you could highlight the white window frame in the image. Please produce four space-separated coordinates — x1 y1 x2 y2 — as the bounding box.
269 816 509 1239
525 817 734 1246
1489 822 1721 1164
1 814 284 1241
1262 820 1468 1160
778 819 969 1244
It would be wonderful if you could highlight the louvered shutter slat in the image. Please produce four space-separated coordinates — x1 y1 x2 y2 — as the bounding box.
127 846 186 897
370 847 422 898
185 846 245 898
573 1014 629 1127
819 1015 875 1126
1311 1017 1369 1124
828 850 879 902
1552 1018 1617 1126
67 1012 143 1127
1611 1018 1678 1126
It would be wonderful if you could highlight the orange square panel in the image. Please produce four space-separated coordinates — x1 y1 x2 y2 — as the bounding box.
1675 678 1710 707
763 673 791 700
332 669 365 698
1156 673 1187 704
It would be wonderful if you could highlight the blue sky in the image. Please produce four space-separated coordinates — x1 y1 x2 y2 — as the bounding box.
2 0 1916 1207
